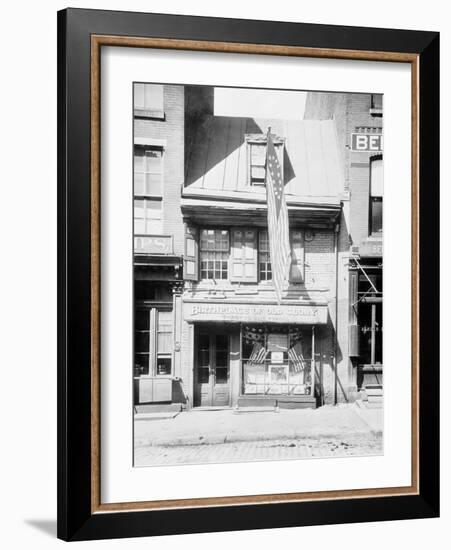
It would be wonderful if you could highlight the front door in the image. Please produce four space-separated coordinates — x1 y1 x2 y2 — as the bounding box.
194 332 230 407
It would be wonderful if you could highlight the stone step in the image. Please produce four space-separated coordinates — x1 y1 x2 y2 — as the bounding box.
366 401 383 409
135 403 183 414
233 406 276 414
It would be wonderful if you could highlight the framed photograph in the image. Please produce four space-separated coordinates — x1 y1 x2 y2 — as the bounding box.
57 8 439 541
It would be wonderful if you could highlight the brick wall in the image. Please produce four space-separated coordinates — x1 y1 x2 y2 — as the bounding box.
304 230 335 291
305 91 383 402
134 84 185 256
305 92 383 242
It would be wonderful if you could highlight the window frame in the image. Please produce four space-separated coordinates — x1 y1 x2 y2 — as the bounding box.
258 230 272 282
133 83 165 119
240 327 313 396
230 228 258 283
134 144 164 235
369 155 383 237
155 309 174 376
134 306 174 377
194 227 305 284
258 229 305 284
134 146 164 197
370 93 383 116
199 229 230 281
246 135 285 188
133 196 163 235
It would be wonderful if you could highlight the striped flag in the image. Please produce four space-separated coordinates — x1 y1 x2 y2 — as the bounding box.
265 130 291 304
288 345 306 373
249 342 267 365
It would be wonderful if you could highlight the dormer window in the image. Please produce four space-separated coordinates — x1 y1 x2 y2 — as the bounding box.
246 135 284 187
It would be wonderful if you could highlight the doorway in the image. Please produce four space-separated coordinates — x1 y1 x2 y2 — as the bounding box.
194 330 230 407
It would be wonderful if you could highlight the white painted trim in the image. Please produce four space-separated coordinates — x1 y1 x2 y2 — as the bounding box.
134 137 167 147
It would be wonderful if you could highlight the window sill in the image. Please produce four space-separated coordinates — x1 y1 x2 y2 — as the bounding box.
134 109 165 119
134 374 174 379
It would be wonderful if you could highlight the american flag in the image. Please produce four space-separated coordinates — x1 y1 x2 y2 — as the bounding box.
248 342 267 365
265 130 291 303
288 345 306 373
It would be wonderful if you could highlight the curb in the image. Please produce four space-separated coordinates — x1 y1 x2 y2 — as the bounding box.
351 402 383 436
136 428 377 447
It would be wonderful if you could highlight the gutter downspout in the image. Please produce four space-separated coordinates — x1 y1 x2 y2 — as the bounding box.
333 216 341 405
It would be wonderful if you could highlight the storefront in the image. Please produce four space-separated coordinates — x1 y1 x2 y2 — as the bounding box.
183 301 329 409
132 107 349 410
133 254 185 411
349 254 383 402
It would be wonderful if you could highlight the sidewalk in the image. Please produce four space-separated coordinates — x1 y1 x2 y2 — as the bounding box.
134 402 383 447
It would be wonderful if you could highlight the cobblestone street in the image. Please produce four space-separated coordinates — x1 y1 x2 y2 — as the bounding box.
133 404 383 466
134 432 383 467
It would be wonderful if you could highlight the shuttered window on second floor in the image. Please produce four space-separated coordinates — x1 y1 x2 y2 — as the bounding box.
230 229 258 282
199 229 229 280
258 231 272 281
189 227 305 284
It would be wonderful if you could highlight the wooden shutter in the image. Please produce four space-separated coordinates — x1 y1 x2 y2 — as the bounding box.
230 229 257 282
290 230 305 283
184 225 198 281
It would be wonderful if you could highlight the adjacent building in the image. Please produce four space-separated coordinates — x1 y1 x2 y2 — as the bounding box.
133 83 185 408
305 92 383 405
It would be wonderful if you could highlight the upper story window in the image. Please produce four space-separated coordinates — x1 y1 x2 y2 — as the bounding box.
134 147 163 196
190 227 304 284
258 231 272 281
247 136 284 187
370 94 383 117
134 145 163 235
369 157 383 236
134 83 165 118
134 197 163 235
249 142 267 186
199 229 229 280
133 145 163 235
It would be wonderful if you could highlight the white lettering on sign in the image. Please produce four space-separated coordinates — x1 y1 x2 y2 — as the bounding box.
184 302 328 324
351 133 383 152
359 241 383 257
134 235 173 254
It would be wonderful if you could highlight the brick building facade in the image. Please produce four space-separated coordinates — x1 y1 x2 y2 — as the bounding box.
133 84 371 411
305 92 383 404
133 83 185 405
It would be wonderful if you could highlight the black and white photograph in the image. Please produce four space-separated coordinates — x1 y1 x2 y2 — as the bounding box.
132 83 384 467
0 0 444 546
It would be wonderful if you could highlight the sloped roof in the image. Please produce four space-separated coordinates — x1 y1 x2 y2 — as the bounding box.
184 116 344 204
